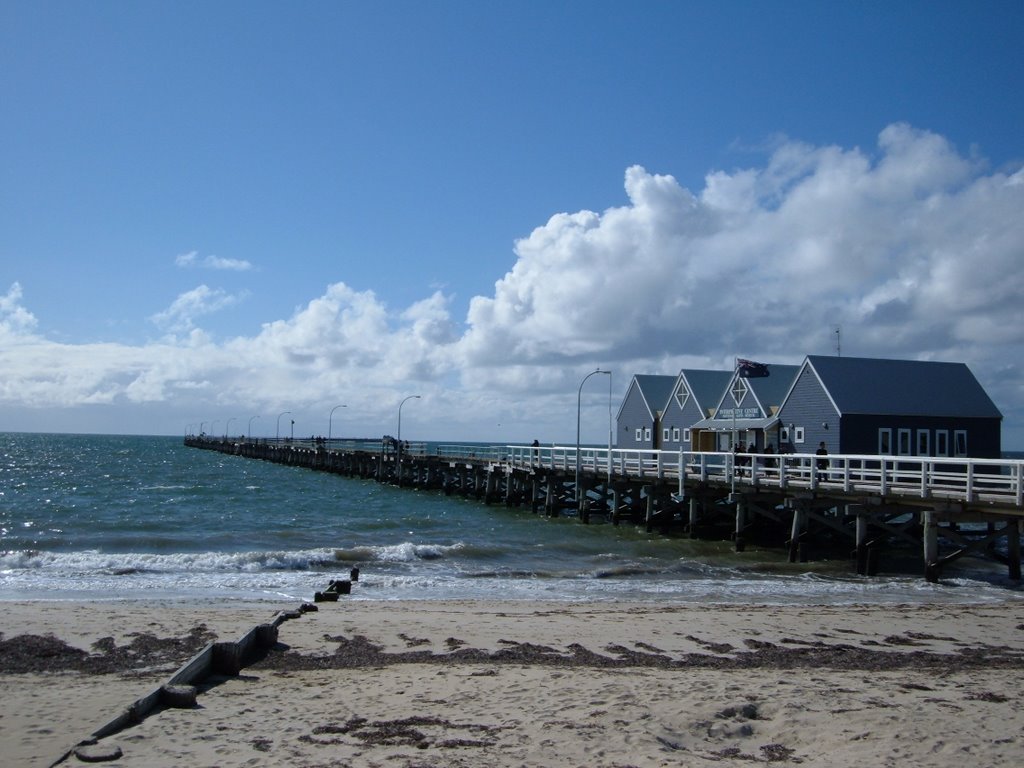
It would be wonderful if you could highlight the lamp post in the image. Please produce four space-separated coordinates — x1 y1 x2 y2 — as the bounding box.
328 404 347 444
248 415 259 441
576 369 611 504
224 417 235 440
276 411 291 442
199 421 207 436
210 420 219 440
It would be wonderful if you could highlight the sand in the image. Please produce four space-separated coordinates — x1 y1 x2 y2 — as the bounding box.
2 596 1024 767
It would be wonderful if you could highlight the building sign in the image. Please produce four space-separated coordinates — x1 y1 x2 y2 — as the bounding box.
716 407 761 419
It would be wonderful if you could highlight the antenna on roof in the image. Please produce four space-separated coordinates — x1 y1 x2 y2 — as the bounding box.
835 325 841 357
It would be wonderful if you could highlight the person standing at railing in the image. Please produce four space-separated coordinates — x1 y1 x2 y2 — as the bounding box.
816 442 829 482
532 439 540 466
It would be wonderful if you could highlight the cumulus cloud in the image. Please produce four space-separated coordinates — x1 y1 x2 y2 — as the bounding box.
1 124 1022 443
176 250 253 271
0 282 38 336
458 125 1023 415
150 285 248 333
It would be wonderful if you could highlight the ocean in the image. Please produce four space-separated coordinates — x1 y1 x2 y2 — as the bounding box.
1 432 1021 605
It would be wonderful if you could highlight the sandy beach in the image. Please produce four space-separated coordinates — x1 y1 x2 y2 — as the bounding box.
3 596 1024 767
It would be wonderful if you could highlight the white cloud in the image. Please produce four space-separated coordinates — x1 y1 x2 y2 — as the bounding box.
151 285 248 333
0 282 38 336
1 124 1022 444
176 250 253 271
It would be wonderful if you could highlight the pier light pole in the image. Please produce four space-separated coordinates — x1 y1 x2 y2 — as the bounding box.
248 415 259 441
397 395 421 447
210 421 219 440
328 404 347 444
576 369 611 503
224 417 235 440
276 411 291 442
200 421 207 436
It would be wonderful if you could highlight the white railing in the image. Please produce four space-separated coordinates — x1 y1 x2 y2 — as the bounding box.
504 445 1024 509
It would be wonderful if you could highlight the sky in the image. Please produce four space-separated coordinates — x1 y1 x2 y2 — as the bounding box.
2 1 1023 447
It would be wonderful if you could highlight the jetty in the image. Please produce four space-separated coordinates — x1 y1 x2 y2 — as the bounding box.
184 436 1024 583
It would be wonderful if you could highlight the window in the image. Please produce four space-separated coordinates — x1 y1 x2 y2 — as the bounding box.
898 428 912 456
917 430 930 456
780 426 790 443
731 377 748 406
672 427 680 442
635 428 642 442
683 428 691 443
663 428 670 441
794 426 805 444
954 430 967 457
878 428 892 455
674 382 690 409
644 428 652 442
935 430 949 457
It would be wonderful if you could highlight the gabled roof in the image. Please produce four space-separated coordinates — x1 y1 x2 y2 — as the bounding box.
711 364 801 416
803 356 1002 418
677 369 733 413
620 374 677 420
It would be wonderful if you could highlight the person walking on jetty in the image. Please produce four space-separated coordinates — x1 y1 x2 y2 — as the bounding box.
815 441 829 482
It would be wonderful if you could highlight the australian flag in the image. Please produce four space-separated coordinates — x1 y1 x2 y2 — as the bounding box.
737 359 770 378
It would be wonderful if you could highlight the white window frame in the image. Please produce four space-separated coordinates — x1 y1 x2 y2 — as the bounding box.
793 426 805 444
917 430 930 457
683 428 691 443
898 428 912 456
635 428 642 442
954 429 968 457
780 426 790 443
878 428 893 455
663 428 670 441
935 430 949 457
674 382 690 409
672 427 680 442
731 377 748 406
644 428 652 442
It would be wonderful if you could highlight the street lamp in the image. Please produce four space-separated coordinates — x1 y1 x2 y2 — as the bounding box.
576 369 611 503
397 395 421 447
210 420 220 439
248 415 259 440
225 417 235 440
276 411 291 442
328 404 347 444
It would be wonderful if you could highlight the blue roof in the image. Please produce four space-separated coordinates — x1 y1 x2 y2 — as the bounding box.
745 364 800 407
681 369 733 410
806 356 1002 418
633 374 677 416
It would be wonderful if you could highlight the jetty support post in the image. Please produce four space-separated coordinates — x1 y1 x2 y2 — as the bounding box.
923 510 940 583
855 507 869 575
1008 519 1021 581
688 495 699 538
734 494 746 552
787 502 804 563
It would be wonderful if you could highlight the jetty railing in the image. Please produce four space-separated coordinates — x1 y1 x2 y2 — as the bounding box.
505 445 1024 509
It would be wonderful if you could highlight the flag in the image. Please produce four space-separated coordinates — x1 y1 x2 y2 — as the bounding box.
737 359 770 378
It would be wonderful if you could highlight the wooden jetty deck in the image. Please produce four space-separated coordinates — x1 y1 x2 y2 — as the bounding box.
185 436 1024 583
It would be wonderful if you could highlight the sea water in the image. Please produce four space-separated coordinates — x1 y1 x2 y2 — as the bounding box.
1 433 1020 604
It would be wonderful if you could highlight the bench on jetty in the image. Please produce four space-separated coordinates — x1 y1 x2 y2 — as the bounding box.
184 436 1024 583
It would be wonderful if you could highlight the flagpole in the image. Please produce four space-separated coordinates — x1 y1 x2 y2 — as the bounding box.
732 357 737 496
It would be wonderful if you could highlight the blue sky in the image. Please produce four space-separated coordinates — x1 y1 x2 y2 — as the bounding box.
2 1 1023 446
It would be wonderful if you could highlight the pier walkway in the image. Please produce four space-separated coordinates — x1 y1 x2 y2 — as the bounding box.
185 436 1024 583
